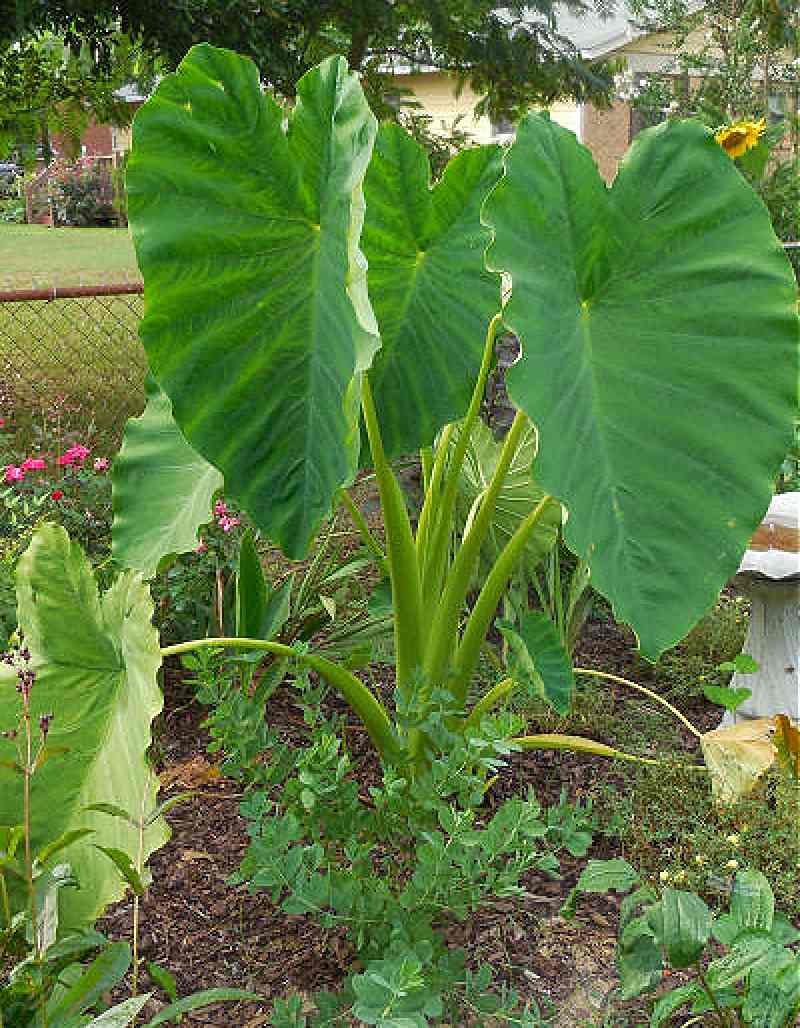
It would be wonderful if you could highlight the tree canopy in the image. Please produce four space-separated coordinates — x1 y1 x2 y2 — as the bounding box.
0 27 158 162
2 0 621 120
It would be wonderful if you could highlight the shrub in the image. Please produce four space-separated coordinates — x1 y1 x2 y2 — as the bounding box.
49 159 117 227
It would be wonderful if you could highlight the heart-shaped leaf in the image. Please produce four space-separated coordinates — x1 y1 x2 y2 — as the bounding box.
112 377 223 577
718 654 759 674
484 114 799 659
362 124 502 458
498 610 574 714
127 45 378 558
703 685 752 711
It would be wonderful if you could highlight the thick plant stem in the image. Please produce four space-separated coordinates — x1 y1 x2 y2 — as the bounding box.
448 489 552 706
423 410 529 697
419 313 502 602
338 488 387 569
21 699 47 1028
512 733 706 770
0 872 10 929
361 376 424 696
465 677 514 727
162 637 399 760
415 423 453 562
574 668 702 739
22 705 38 960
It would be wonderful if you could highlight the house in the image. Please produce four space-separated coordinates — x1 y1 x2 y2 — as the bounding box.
53 83 145 165
393 4 798 181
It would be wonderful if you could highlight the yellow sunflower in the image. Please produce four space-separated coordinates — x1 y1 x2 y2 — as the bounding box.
715 118 766 159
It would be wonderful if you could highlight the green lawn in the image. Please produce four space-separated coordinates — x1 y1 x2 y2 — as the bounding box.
0 225 145 453
0 224 139 289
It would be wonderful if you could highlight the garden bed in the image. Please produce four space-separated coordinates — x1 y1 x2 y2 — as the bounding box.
99 603 800 1027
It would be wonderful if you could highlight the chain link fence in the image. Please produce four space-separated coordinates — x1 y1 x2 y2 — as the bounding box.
0 243 797 457
0 283 147 454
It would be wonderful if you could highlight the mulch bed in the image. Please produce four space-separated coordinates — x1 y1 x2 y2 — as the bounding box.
99 613 717 1026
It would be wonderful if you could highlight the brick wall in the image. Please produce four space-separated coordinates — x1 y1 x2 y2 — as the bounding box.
582 101 632 183
51 117 113 160
79 118 114 156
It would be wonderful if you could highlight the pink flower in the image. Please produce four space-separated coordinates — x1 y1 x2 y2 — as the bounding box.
0 418 5 428
21 457 46 471
195 539 208 554
214 498 228 518
218 515 240 533
93 457 109 472
64 444 90 463
50 489 64 501
4 465 24 483
58 453 75 467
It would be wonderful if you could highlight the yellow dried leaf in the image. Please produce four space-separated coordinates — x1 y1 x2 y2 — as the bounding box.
700 718 777 805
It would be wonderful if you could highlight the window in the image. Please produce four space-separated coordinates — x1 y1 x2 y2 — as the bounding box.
768 91 788 125
490 115 515 140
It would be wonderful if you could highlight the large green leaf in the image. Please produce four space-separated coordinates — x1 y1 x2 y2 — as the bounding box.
143 989 263 1026
362 124 502 458
484 114 799 659
707 931 781 989
112 377 223 577
0 524 168 928
127 45 378 559
46 941 131 1021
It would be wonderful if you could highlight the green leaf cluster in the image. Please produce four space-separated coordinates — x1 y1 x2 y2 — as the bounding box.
566 860 800 1026
230 697 590 1025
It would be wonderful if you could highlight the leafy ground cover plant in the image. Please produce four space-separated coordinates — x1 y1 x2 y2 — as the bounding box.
566 861 800 1027
214 660 591 1024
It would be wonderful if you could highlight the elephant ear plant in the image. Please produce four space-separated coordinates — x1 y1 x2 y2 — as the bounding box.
114 45 798 772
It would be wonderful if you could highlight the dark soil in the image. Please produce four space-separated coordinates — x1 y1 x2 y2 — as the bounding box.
98 607 724 1028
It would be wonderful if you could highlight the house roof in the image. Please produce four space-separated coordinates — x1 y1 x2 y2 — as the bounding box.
115 82 148 103
548 1 704 58
551 4 643 58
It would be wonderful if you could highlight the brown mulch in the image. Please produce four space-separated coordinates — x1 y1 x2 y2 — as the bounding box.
98 612 686 1028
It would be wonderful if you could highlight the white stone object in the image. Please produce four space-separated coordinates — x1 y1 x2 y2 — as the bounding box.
724 492 799 724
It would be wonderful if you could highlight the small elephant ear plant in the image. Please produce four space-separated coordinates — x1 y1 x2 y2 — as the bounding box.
113 45 798 781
